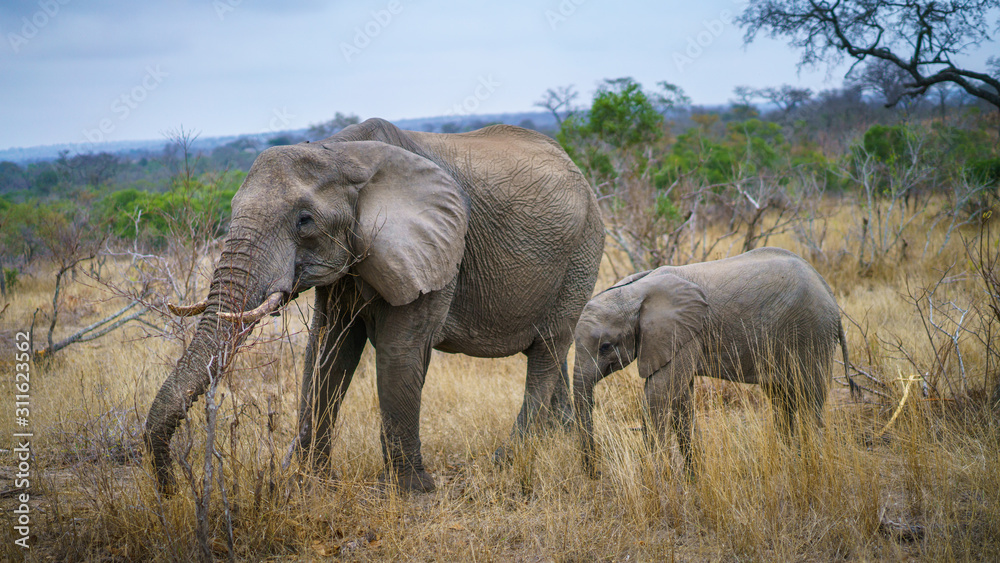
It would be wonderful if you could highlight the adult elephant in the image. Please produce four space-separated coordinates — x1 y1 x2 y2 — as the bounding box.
573 247 856 477
146 119 604 493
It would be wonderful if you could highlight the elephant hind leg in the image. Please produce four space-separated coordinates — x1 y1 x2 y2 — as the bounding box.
771 395 797 446
770 382 827 461
546 359 574 429
769 381 826 448
494 336 570 465
514 336 572 437
772 355 829 444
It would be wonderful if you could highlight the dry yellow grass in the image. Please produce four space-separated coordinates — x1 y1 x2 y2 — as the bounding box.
1 195 999 561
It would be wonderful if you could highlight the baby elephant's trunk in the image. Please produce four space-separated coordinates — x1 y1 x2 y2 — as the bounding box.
573 358 604 478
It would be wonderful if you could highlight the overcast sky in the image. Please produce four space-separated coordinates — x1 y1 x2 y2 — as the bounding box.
0 1 991 151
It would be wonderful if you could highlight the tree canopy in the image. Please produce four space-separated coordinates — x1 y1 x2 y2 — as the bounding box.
736 0 1000 113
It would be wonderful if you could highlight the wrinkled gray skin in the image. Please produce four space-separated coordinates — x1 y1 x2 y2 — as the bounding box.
573 247 853 477
145 119 604 493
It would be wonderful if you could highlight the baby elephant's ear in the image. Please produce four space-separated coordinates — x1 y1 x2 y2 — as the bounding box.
635 273 708 378
351 142 470 306
609 268 654 290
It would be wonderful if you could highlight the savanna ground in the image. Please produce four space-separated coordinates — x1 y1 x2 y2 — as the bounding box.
2 194 1000 562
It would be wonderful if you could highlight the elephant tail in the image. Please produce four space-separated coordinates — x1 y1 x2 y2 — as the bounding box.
839 320 861 401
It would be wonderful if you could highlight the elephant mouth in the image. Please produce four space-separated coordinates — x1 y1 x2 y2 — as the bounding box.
603 353 633 376
295 260 354 289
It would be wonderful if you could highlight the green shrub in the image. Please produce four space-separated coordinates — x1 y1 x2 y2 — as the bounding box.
654 119 789 188
968 157 1000 187
3 267 18 294
654 192 681 222
861 124 914 165
97 172 241 247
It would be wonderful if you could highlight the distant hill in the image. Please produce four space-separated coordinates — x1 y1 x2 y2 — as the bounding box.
391 111 556 133
0 112 558 164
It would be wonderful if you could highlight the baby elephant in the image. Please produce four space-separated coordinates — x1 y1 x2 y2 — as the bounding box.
573 247 855 476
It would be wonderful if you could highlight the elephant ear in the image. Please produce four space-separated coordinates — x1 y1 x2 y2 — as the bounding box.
610 268 655 290
349 142 470 307
634 273 708 378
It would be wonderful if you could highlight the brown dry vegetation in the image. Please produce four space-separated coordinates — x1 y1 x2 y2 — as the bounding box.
1 195 999 561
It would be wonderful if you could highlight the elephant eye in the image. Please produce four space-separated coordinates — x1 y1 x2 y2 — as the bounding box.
599 342 613 354
297 212 315 231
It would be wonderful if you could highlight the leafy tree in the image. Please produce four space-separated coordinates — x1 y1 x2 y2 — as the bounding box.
307 112 360 139
658 133 736 187
209 138 260 171
757 84 814 114
847 58 917 107
517 118 538 131
968 157 1000 187
656 119 791 187
861 124 914 164
730 85 760 120
587 78 664 150
267 135 295 146
55 151 121 187
534 85 579 127
737 0 1000 120
30 164 60 194
552 79 677 269
98 171 241 248
0 161 28 194
653 81 692 114
553 78 665 185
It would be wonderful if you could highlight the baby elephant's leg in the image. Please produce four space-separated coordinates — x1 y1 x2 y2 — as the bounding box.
644 370 695 472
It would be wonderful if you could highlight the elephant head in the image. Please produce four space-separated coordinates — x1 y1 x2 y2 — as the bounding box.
145 138 470 493
572 269 708 475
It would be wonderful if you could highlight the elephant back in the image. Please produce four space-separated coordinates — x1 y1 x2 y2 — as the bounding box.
672 248 840 382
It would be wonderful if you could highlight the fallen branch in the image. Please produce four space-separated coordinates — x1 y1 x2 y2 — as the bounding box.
878 507 926 543
879 372 922 436
34 300 150 360
837 360 893 401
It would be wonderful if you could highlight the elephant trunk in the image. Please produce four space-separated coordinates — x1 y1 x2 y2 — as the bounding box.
573 354 604 478
144 229 283 494
145 318 231 493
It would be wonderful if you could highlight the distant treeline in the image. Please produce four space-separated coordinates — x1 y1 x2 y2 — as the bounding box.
1 79 998 271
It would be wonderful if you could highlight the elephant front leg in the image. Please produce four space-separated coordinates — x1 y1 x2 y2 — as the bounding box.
297 287 368 477
368 290 451 493
644 370 696 476
375 342 435 493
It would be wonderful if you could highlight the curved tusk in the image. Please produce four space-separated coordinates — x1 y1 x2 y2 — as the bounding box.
167 301 208 317
217 292 285 323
